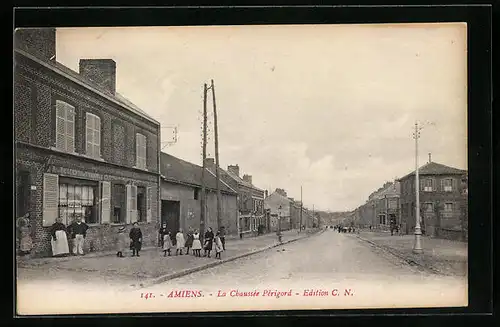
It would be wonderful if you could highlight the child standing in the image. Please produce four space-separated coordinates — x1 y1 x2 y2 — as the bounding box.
214 231 224 260
163 231 172 256
116 226 127 258
175 229 185 255
191 230 202 257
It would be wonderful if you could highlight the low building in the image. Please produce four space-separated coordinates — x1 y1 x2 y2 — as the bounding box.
398 160 467 241
205 160 265 237
160 153 239 236
14 28 161 257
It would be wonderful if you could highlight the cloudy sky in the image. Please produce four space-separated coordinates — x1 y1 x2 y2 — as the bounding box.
56 23 467 212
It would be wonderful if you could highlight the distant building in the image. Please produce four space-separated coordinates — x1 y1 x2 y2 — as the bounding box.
205 160 265 237
398 160 467 241
160 153 239 236
264 189 293 232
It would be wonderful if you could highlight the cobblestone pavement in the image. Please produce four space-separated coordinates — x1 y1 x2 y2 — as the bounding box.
353 231 468 276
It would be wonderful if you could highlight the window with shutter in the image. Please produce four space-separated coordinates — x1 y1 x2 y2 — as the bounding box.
100 181 111 224
126 185 138 223
55 100 75 153
85 113 101 158
43 173 59 227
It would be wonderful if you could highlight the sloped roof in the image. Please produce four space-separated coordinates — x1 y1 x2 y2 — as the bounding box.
399 162 466 180
225 170 264 192
160 152 237 195
16 49 158 124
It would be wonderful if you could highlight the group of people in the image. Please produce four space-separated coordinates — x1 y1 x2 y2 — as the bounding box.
334 225 355 233
48 216 90 257
158 224 226 260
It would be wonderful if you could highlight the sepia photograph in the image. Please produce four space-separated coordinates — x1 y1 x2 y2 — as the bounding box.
14 23 468 315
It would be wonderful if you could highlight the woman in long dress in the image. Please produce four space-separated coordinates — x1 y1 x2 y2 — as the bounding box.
191 230 202 257
50 217 69 257
116 226 127 258
129 222 142 257
203 227 215 258
175 229 185 255
17 213 33 256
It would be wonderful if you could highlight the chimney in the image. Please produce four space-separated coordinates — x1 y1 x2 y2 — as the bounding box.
204 158 215 170
243 174 253 185
265 190 269 198
79 59 117 95
15 28 56 61
428 153 432 163
227 165 239 177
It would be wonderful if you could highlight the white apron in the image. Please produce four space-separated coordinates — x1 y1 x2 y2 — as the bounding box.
51 230 70 256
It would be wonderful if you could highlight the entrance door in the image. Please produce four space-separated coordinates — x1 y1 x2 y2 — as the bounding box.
161 200 180 242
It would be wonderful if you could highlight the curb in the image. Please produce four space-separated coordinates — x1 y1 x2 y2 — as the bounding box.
352 234 445 275
136 229 324 289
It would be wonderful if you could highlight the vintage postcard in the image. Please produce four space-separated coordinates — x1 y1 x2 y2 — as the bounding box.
14 23 468 315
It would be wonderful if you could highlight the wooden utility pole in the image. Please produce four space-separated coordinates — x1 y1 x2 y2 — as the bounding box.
200 83 208 239
413 121 423 253
211 79 222 231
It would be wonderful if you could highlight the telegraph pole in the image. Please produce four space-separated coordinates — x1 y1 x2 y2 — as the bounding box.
413 121 423 254
200 84 208 239
211 79 222 231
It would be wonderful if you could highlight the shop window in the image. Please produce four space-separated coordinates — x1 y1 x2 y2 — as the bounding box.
58 181 98 225
137 186 146 222
112 184 126 224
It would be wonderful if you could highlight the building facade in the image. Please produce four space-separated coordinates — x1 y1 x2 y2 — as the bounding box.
399 161 467 240
14 28 161 257
206 161 265 237
160 153 239 236
264 189 293 232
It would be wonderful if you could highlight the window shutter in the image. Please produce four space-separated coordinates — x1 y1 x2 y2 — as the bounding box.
56 101 66 150
130 185 138 223
125 184 132 224
94 116 101 158
440 179 445 191
431 179 436 191
146 186 152 223
135 134 140 167
85 113 93 156
43 173 59 227
65 104 75 153
100 181 111 224
452 178 457 192
419 179 424 191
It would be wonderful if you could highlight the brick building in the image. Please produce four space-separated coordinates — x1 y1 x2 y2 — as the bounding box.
160 153 238 236
398 160 467 241
14 28 161 257
205 161 265 237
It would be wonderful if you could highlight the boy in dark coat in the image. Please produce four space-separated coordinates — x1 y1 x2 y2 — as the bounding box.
129 222 142 257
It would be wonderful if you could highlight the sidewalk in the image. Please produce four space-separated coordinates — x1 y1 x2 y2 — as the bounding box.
352 230 468 276
17 228 323 289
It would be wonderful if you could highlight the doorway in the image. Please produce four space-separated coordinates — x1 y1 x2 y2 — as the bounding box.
161 200 180 243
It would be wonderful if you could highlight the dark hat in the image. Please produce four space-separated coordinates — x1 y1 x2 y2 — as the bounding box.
118 226 126 231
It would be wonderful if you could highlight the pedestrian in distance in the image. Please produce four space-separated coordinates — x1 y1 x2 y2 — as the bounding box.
129 222 142 257
68 216 89 256
115 226 127 258
163 231 173 256
204 227 215 258
191 229 202 257
175 229 185 255
50 217 70 257
185 228 194 255
219 226 226 251
214 231 224 260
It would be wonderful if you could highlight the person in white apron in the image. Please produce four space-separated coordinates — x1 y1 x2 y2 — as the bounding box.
50 217 69 257
175 229 185 255
191 230 202 257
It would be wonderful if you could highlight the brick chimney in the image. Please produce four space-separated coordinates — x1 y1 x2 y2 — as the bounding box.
15 28 56 61
204 158 215 170
265 190 269 198
227 165 239 177
79 59 117 95
242 174 252 185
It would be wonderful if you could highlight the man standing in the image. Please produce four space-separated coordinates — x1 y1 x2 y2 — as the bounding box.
68 216 88 256
219 226 226 251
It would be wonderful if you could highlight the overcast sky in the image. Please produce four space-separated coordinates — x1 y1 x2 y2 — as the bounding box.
56 23 467 212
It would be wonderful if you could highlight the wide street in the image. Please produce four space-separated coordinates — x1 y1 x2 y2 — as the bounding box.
17 229 467 314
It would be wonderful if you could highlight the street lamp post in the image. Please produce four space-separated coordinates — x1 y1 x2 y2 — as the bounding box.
413 121 423 254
